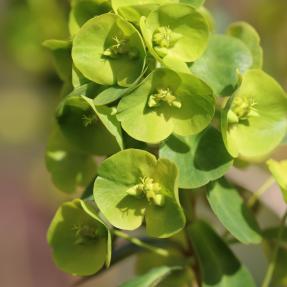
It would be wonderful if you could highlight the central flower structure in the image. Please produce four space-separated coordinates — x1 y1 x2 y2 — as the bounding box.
228 96 258 123
73 223 104 245
103 36 138 60
148 88 182 109
93 149 186 238
127 176 165 207
152 26 181 57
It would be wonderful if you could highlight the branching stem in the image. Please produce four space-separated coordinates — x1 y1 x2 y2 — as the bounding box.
247 177 275 208
112 230 169 257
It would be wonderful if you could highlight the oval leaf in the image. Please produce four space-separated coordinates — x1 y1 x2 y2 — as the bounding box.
160 127 233 189
188 221 257 287
207 178 262 244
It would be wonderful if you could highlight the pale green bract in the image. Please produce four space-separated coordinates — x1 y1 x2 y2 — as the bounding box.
117 68 215 143
47 199 111 276
93 149 186 238
140 3 209 63
72 13 146 87
222 69 287 159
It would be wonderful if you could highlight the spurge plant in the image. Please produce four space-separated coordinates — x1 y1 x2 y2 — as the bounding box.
45 0 287 286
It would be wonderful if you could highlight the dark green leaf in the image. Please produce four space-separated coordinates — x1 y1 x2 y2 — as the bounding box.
207 178 262 244
160 127 233 189
188 221 256 287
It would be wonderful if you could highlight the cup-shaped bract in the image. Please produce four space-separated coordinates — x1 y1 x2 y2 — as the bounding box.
117 68 215 143
47 199 111 276
93 149 186 238
72 13 146 87
140 3 209 63
56 84 123 155
267 159 287 202
222 69 287 159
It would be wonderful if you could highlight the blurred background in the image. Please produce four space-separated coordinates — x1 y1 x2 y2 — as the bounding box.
0 0 286 286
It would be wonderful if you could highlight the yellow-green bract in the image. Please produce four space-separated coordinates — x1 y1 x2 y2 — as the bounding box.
47 199 111 276
117 68 215 143
93 149 186 238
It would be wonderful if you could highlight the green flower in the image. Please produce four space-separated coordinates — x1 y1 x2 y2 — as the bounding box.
93 149 186 238
222 69 287 159
267 159 287 203
56 84 123 155
117 68 215 143
140 3 209 63
72 13 146 87
47 199 111 276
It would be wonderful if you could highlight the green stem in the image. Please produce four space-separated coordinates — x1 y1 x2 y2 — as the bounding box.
112 230 169 257
261 210 287 287
247 177 275 208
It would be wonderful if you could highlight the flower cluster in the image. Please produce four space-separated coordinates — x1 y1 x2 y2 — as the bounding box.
45 0 287 284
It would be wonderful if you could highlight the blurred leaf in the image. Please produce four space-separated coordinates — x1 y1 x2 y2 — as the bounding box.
136 249 193 287
120 266 182 287
267 159 287 203
227 21 263 69
207 178 262 244
190 35 253 97
160 127 233 189
45 124 97 194
43 39 72 82
188 221 256 287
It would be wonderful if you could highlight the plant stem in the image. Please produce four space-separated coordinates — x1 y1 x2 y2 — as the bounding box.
261 210 287 287
247 177 275 208
112 229 169 257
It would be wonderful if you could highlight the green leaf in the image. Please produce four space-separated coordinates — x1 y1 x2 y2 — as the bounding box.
227 21 263 69
140 3 209 63
56 84 123 154
47 199 110 276
267 159 287 202
72 13 146 87
117 68 215 143
45 123 97 193
120 266 182 287
93 68 146 106
188 221 257 287
69 0 111 36
160 127 233 189
136 249 193 287
207 178 262 244
190 35 253 97
221 69 287 158
93 149 186 237
263 228 287 286
43 39 72 82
